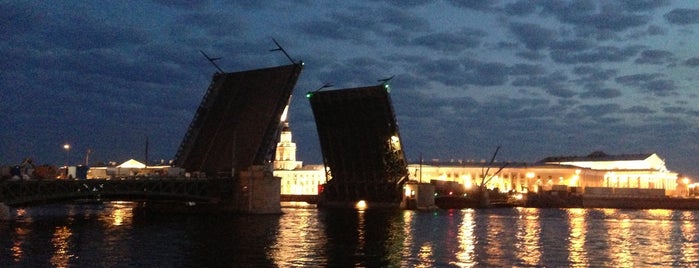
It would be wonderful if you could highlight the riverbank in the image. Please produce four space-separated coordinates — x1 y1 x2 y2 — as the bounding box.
526 191 699 210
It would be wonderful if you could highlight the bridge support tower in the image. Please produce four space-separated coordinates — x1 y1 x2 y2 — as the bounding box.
0 203 11 221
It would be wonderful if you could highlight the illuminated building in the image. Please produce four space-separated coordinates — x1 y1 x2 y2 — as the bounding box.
274 119 683 198
273 106 325 195
273 105 302 171
409 151 681 197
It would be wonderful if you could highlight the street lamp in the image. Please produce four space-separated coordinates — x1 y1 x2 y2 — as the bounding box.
63 143 71 167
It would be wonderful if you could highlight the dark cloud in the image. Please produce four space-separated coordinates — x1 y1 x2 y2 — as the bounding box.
315 56 387 87
572 12 649 31
616 73 663 83
445 0 500 11
508 22 556 50
297 6 428 44
461 60 510 86
572 66 620 99
508 64 546 76
408 58 465 87
409 57 510 87
42 16 147 50
511 71 567 88
152 0 210 9
551 45 642 64
623 106 656 114
646 25 667 35
537 0 653 40
664 8 699 25
546 87 577 98
615 73 677 97
511 71 573 98
634 49 675 65
663 106 686 114
549 39 593 51
378 0 431 8
494 41 519 50
173 12 245 38
642 79 677 96
628 25 668 39
580 86 622 99
409 28 486 52
619 0 671 11
504 0 537 16
540 1 651 31
573 66 618 81
573 103 622 118
515 50 546 60
684 57 699 67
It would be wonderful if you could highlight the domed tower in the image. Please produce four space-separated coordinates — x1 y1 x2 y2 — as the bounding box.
274 105 302 170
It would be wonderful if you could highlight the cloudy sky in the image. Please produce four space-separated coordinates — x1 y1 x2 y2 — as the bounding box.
2 0 698 178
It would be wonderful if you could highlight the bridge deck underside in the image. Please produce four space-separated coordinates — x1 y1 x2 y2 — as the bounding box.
174 64 303 175
309 85 408 203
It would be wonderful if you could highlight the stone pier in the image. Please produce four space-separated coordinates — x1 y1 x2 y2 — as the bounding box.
0 203 12 221
234 166 282 214
401 182 437 210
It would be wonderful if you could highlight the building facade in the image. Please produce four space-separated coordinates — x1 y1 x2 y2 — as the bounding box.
407 151 681 197
274 110 683 197
273 109 326 195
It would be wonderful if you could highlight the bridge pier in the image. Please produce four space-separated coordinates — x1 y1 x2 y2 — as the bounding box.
0 203 12 221
232 166 281 214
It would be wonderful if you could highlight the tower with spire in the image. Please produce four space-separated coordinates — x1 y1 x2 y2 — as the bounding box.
274 105 303 170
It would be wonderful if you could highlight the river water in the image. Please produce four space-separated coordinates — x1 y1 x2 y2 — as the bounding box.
1 202 698 267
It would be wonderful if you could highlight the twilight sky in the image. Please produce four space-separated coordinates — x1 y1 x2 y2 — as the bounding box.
2 0 698 178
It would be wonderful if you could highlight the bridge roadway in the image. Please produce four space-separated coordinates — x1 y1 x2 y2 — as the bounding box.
0 177 235 207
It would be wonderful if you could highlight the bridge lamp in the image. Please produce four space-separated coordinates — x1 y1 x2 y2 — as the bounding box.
355 200 367 210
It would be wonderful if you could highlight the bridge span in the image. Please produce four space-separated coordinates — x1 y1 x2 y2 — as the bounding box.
0 177 234 207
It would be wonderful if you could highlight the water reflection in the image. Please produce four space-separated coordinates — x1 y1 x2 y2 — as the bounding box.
680 211 697 264
105 201 134 226
50 225 73 268
3 205 699 266
567 208 588 266
271 208 326 266
454 209 476 267
515 207 541 266
11 226 28 263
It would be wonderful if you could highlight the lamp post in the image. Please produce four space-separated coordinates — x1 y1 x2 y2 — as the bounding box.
63 143 71 167
63 143 71 179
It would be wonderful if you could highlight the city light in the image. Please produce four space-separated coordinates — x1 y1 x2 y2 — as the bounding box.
355 200 367 210
63 143 71 167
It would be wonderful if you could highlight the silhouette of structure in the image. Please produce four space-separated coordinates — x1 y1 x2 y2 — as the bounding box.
174 63 304 176
307 83 408 208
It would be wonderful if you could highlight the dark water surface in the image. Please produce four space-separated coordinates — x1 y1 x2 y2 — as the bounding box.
2 202 699 267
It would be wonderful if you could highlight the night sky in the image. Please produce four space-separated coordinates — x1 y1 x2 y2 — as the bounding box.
2 1 698 178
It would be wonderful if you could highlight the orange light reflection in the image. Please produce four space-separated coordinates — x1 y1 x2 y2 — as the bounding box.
515 207 541 266
453 209 476 267
270 208 327 267
681 211 697 263
50 225 73 268
11 227 28 263
567 208 588 266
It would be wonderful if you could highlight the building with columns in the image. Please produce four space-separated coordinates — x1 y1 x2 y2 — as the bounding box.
274 107 684 197
407 151 682 197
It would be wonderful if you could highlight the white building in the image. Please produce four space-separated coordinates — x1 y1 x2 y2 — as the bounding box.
409 151 681 197
273 105 684 198
273 107 325 195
